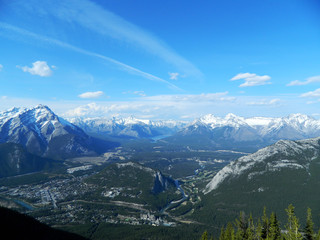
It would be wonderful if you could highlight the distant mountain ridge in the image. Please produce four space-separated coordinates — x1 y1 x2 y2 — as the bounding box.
165 113 320 151
2 105 320 154
0 105 116 160
68 116 187 139
192 113 320 141
68 113 320 144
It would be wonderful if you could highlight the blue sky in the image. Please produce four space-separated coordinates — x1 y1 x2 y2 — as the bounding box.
0 0 320 119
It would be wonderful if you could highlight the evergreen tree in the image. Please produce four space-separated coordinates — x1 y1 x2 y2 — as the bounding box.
261 207 269 239
247 214 255 240
269 212 281 240
219 227 225 240
256 219 263 240
201 230 208 240
235 211 248 240
224 222 235 240
285 204 303 240
304 208 315 240
316 229 320 240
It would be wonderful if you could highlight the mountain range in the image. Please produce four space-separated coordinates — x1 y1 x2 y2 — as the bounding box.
2 105 320 156
164 113 320 151
68 116 186 139
69 113 320 144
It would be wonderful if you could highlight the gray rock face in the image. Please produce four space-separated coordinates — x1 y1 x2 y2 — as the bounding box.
0 105 96 159
204 137 320 194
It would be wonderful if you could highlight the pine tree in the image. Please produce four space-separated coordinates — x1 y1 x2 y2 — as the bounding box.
201 231 208 240
224 222 235 240
256 219 263 240
285 204 303 240
235 211 248 240
219 227 225 240
304 208 314 240
316 229 320 240
247 214 255 240
269 212 281 240
261 207 269 239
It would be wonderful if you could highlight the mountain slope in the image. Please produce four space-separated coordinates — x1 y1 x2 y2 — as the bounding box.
193 137 320 226
0 206 87 240
0 105 117 159
0 142 59 177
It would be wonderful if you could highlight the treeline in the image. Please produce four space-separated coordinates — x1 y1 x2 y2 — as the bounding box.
201 205 320 240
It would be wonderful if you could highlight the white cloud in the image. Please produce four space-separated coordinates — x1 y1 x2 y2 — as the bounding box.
300 88 320 98
231 72 271 87
64 92 237 118
19 61 53 77
169 72 179 80
78 91 104 99
247 98 280 106
0 64 3 71
142 92 236 102
231 73 256 81
132 91 147 97
287 75 320 86
122 91 147 97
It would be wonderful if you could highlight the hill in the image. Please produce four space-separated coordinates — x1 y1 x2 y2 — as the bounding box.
0 206 87 240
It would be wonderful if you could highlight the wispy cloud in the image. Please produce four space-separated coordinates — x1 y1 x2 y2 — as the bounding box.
287 75 320 86
169 72 179 80
142 92 235 102
123 91 147 97
18 61 53 77
0 64 3 71
0 22 181 91
231 72 271 87
12 0 202 79
247 98 280 106
78 91 104 99
300 88 320 98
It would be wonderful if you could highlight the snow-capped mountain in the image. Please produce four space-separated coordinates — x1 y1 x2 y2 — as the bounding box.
194 113 320 139
68 116 187 139
167 113 320 151
0 105 114 159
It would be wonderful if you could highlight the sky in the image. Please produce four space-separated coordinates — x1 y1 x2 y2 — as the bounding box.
0 0 320 120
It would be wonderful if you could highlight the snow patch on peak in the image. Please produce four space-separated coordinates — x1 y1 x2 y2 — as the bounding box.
203 137 320 194
198 114 220 125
